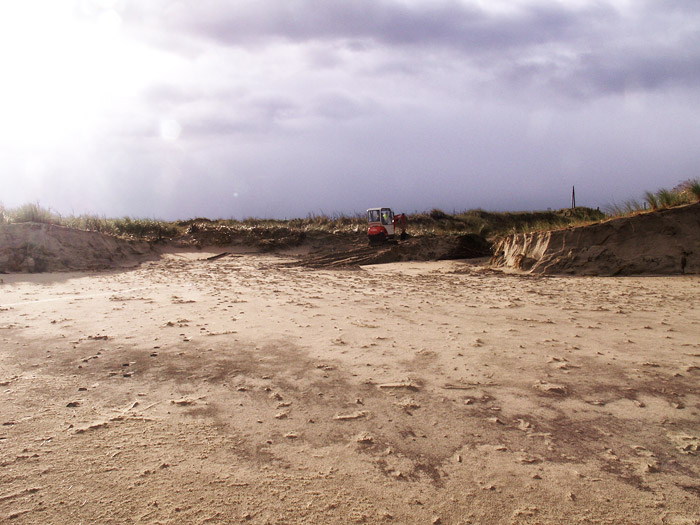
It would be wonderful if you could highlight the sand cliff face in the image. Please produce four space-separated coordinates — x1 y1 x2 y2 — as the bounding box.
0 223 155 273
491 202 700 275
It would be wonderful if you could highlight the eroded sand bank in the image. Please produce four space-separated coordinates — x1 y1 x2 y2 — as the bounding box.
1 253 700 523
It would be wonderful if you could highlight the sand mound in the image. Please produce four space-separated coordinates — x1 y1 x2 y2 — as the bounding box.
181 222 492 268
1 222 492 274
491 202 700 275
181 223 309 251
0 223 156 273
0 220 492 274
292 234 492 268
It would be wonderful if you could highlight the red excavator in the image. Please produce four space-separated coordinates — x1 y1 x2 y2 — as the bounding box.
367 207 407 244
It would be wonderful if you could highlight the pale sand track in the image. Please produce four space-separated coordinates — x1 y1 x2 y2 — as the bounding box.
1 253 700 524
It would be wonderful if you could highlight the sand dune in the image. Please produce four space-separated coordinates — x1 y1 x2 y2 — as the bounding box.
0 222 156 273
491 202 700 275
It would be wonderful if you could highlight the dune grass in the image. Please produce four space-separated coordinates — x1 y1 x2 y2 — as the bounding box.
0 203 178 240
2 178 697 241
607 178 700 217
61 216 179 240
0 202 604 239
643 191 659 211
606 199 645 216
7 202 62 225
407 207 606 235
689 180 700 200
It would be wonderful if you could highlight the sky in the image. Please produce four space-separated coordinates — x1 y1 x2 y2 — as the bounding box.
1 0 699 220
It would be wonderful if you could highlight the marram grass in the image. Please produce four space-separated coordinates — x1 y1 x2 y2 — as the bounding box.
2 178 697 240
607 178 700 217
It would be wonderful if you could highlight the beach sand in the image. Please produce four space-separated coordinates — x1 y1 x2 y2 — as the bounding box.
1 252 700 523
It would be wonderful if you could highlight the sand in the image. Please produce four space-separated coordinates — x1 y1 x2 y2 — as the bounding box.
0 223 156 273
1 252 700 524
492 201 700 276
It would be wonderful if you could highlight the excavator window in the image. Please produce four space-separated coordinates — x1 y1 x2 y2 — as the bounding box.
381 209 392 225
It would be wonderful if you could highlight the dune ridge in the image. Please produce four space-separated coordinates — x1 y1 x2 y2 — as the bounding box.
491 202 700 275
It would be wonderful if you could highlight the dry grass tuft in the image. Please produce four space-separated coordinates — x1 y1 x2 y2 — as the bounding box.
0 202 609 240
608 179 700 218
689 180 700 200
8 202 62 224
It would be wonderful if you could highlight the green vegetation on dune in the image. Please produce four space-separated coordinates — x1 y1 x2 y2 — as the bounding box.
215 206 606 236
0 203 605 240
61 216 179 240
0 204 178 240
1 178 697 241
606 178 700 216
412 207 606 235
690 180 700 200
6 202 62 225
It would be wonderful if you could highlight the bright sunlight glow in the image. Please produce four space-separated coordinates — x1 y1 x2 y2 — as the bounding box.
0 1 176 150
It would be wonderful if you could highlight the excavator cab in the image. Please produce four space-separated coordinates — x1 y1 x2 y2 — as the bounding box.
367 207 406 244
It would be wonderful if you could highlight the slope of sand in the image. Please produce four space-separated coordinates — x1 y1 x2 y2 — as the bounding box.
0 222 493 274
0 223 156 273
491 202 700 275
2 252 700 523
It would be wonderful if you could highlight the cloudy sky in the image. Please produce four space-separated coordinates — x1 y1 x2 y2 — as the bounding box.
1 0 698 219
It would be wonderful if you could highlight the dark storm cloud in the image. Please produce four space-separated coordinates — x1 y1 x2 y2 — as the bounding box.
126 0 700 99
162 0 605 51
501 38 700 99
572 46 700 97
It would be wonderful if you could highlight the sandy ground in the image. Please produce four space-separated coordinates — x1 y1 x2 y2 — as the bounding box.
1 252 700 524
